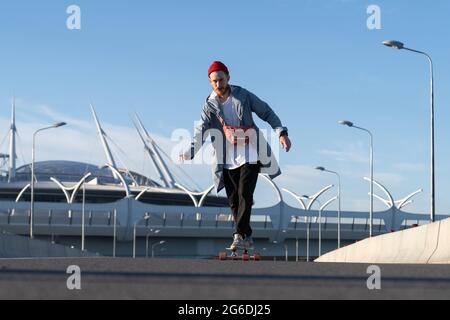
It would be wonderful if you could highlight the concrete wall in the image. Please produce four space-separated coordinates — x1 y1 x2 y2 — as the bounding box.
315 217 450 264
0 232 95 258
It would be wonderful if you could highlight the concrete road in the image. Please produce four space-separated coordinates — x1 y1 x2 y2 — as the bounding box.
1 257 450 300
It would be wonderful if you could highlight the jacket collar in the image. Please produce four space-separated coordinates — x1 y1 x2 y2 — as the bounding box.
207 85 242 120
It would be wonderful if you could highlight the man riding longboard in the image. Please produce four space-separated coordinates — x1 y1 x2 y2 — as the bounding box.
182 61 292 251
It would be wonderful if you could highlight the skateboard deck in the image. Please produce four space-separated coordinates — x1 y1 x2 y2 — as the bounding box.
218 247 262 261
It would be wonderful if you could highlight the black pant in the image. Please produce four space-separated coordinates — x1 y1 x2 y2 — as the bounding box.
223 163 261 238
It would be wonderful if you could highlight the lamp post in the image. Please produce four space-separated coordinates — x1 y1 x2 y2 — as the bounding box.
146 229 161 258
383 40 435 222
339 120 374 237
316 166 342 248
133 214 154 258
283 186 333 260
284 243 289 262
152 240 166 258
319 197 338 256
81 183 85 251
113 209 117 258
30 122 67 239
301 196 321 262
133 221 138 259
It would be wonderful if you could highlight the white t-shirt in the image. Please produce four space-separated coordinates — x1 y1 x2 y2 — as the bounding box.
219 95 259 170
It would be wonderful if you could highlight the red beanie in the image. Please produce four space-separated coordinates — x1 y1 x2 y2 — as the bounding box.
208 61 229 77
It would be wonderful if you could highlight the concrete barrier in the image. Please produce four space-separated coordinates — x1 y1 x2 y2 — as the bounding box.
0 232 96 258
315 217 450 264
428 218 450 264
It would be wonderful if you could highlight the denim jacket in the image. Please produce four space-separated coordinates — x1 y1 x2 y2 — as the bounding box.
189 85 288 193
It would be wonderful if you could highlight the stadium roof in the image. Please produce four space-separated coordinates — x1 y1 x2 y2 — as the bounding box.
14 160 160 187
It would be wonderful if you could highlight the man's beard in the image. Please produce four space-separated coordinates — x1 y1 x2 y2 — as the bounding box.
215 86 229 97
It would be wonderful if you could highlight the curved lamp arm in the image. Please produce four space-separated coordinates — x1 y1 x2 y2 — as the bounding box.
397 189 423 209
198 185 215 207
103 164 131 198
49 177 71 203
396 200 413 210
320 196 338 212
15 183 31 203
307 184 334 211
69 173 93 203
174 183 199 207
364 177 394 208
50 173 93 204
174 183 216 208
136 187 152 201
281 188 307 210
174 183 213 197
259 174 283 203
368 192 393 209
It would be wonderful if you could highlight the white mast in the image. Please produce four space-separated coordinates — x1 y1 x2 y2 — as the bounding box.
132 118 169 188
8 97 17 182
90 104 119 179
134 114 176 188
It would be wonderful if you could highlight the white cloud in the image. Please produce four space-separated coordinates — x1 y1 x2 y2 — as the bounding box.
393 162 427 173
38 104 93 130
275 164 323 190
372 172 405 186
318 143 369 163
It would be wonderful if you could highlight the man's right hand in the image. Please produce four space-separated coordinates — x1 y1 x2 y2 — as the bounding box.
280 135 292 152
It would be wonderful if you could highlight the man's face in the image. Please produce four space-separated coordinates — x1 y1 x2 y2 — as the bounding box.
209 71 230 97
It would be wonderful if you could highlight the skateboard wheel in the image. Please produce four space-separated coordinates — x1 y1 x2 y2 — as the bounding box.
219 252 227 261
242 254 250 261
253 254 262 261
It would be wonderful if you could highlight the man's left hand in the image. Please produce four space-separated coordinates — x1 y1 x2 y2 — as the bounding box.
280 135 291 152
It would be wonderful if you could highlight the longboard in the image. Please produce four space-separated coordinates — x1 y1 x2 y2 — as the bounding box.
218 247 262 261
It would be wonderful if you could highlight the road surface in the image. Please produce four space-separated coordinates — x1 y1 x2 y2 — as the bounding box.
1 257 449 300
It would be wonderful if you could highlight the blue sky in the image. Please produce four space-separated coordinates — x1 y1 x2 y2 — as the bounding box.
1 0 450 214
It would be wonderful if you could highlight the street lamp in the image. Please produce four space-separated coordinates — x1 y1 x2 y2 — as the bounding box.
113 209 117 257
30 122 67 239
282 186 333 261
151 240 166 258
133 221 138 259
81 183 86 251
316 166 342 248
284 244 289 262
339 120 374 237
133 214 155 258
318 197 337 256
301 195 320 262
146 229 161 258
383 40 435 222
